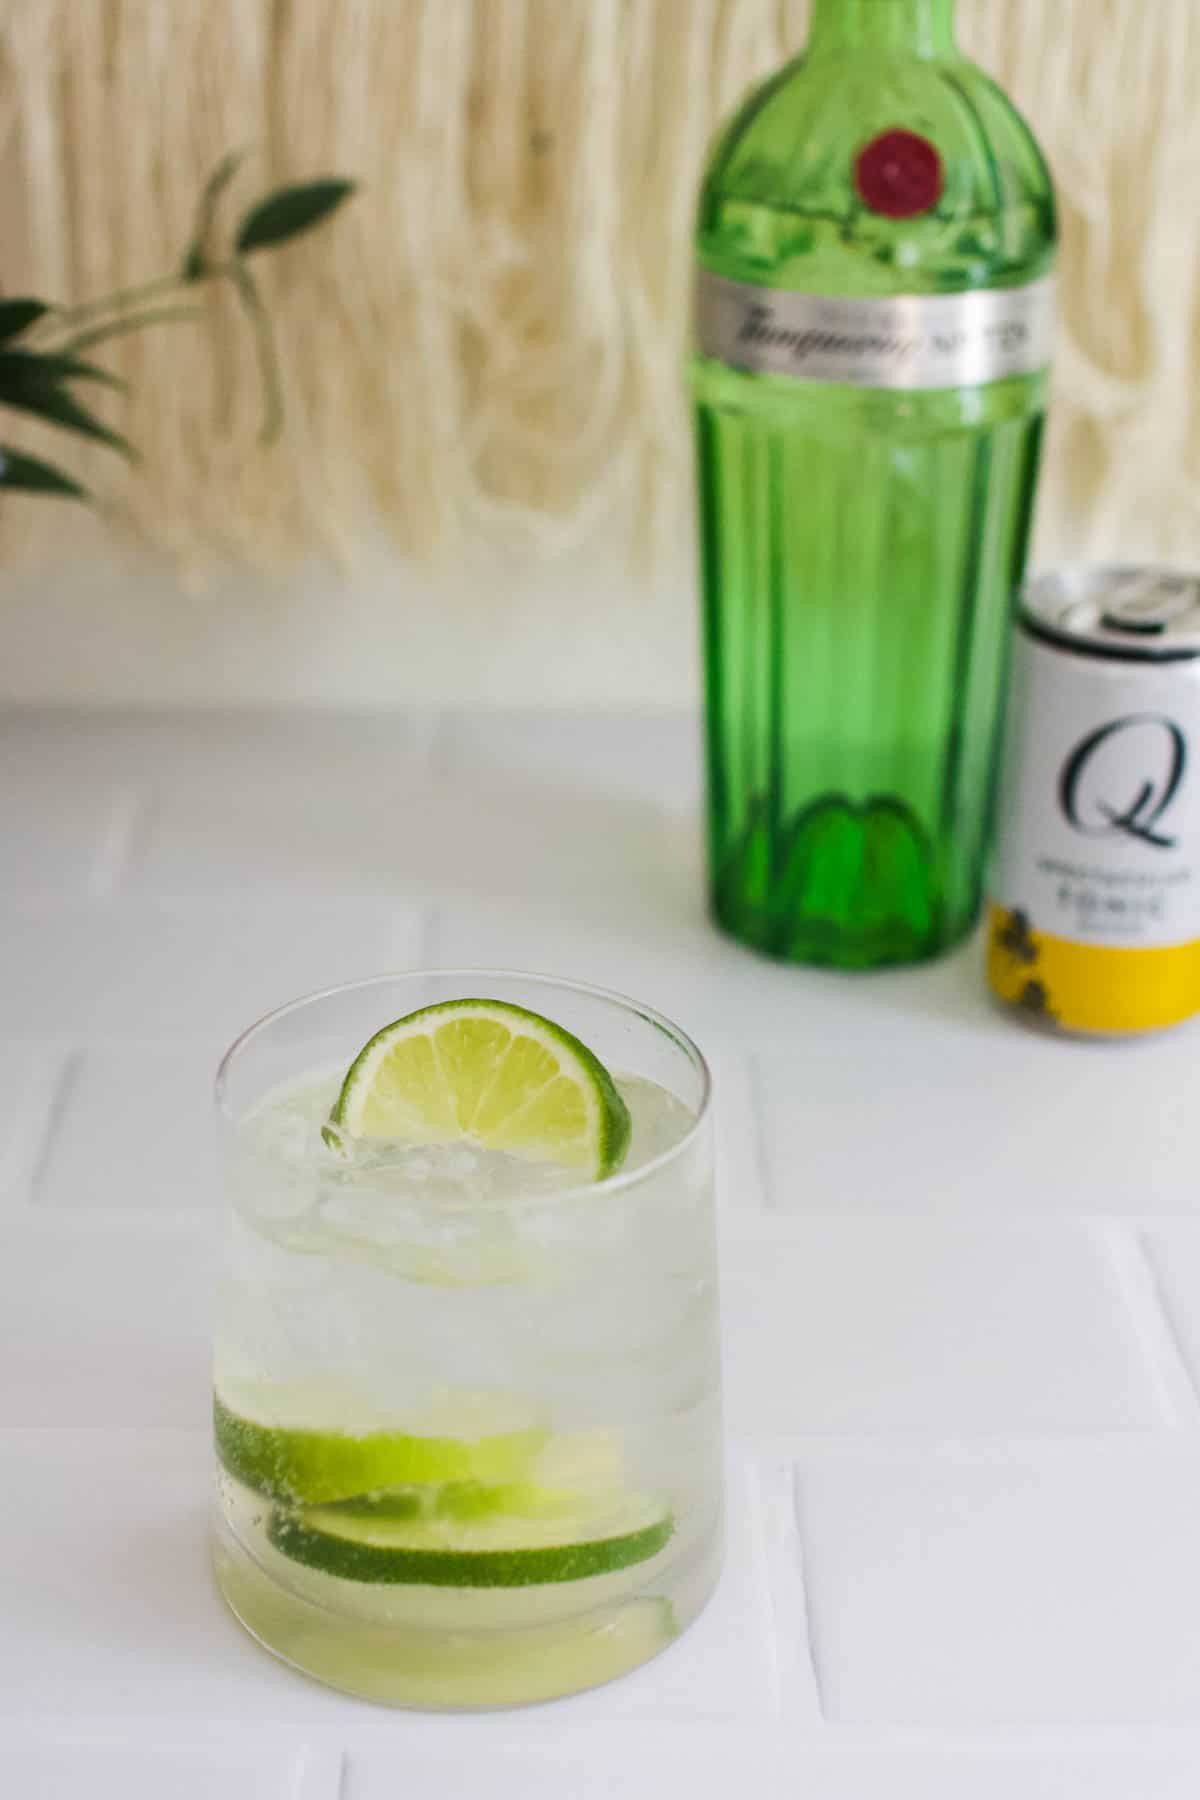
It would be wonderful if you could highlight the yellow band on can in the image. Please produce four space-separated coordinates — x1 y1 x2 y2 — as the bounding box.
987 904 1200 1036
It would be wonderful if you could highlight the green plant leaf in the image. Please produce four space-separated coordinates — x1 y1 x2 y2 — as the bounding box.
0 377 135 459
0 299 50 344
0 348 125 392
236 178 357 254
0 444 88 498
181 148 249 281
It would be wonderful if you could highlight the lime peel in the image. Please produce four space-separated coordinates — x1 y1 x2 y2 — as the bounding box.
214 1395 548 1507
328 999 631 1181
268 1495 675 1588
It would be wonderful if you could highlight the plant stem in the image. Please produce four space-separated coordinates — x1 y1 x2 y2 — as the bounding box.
31 272 186 338
231 263 284 444
56 305 204 356
30 258 285 444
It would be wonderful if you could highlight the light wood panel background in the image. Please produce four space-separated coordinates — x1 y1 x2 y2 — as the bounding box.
0 0 1196 576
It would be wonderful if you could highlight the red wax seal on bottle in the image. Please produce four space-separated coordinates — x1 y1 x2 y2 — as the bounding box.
855 128 944 219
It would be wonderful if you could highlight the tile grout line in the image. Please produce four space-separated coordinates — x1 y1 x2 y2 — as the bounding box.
87 788 147 899
0 1050 54 1198
786 1463 830 1723
24 1047 84 1207
289 1744 347 1800
1114 1223 1200 1430
1100 1221 1200 1430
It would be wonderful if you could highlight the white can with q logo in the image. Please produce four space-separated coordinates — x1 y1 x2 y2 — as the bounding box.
988 567 1200 1036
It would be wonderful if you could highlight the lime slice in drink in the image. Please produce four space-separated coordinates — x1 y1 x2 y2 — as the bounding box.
329 999 631 1179
214 1394 547 1507
318 1480 571 1524
215 1519 678 1704
268 1489 674 1587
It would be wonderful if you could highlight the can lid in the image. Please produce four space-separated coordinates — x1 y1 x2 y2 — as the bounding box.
1023 567 1200 660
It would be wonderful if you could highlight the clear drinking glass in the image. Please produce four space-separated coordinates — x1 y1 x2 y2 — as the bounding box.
211 971 721 1709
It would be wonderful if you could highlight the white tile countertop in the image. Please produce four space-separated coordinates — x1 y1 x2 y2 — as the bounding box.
5 705 1200 1798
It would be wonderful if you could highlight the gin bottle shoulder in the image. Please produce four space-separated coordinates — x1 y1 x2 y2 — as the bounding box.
697 51 1056 296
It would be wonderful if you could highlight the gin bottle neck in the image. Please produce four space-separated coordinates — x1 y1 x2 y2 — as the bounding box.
808 0 958 58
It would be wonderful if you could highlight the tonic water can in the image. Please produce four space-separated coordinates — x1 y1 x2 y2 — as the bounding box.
988 568 1200 1036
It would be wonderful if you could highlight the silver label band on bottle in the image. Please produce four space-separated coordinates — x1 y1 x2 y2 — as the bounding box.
695 270 1056 390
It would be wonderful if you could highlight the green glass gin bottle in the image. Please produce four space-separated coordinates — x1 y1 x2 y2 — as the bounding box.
692 0 1056 969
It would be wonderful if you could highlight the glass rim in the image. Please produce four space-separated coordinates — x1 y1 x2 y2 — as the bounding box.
214 967 713 1208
